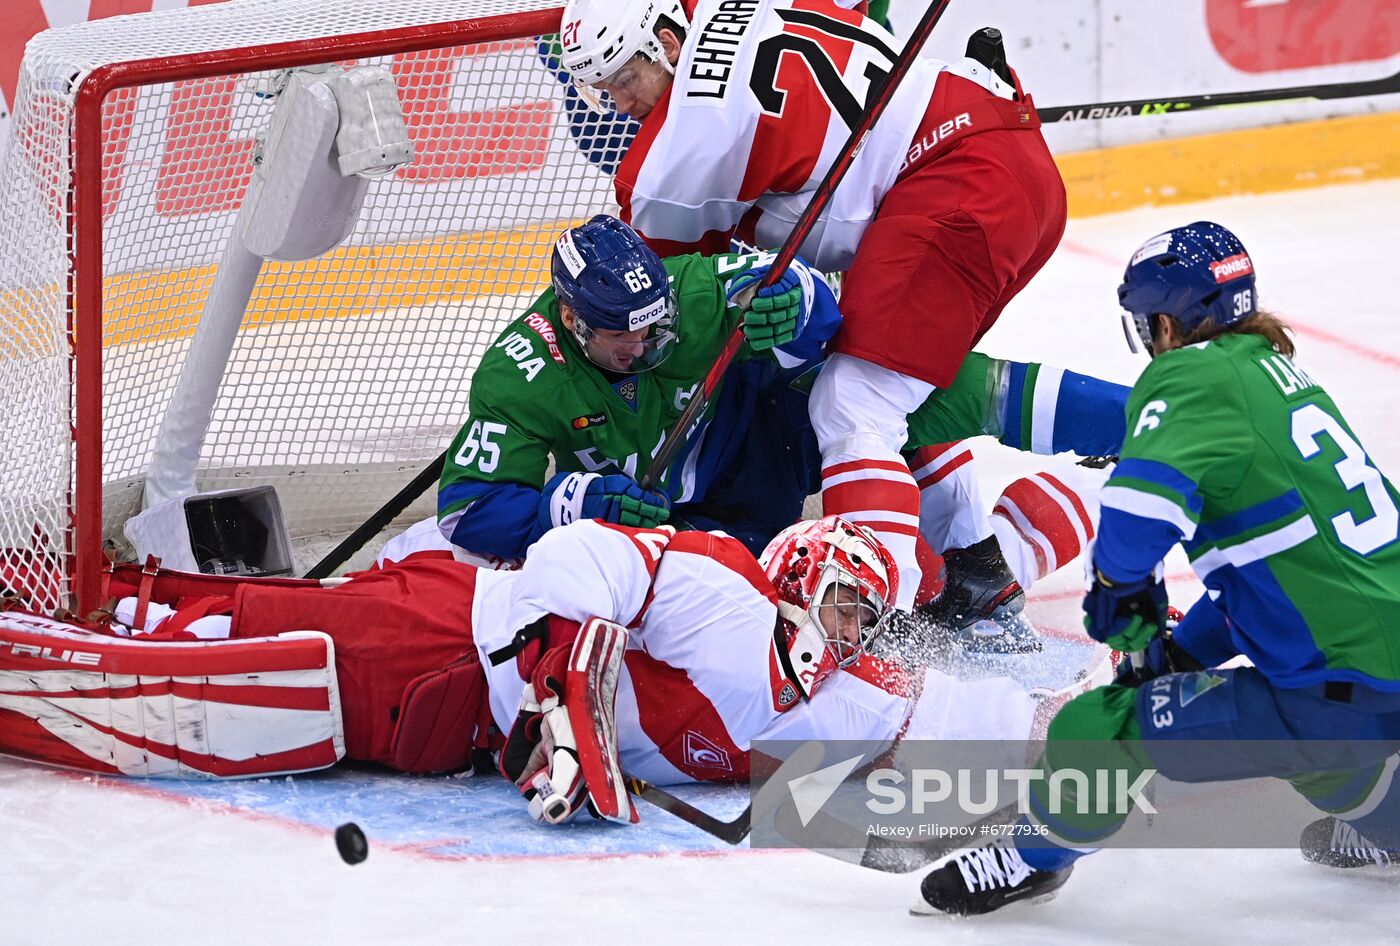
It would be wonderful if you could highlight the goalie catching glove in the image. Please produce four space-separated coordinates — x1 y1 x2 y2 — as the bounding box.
540 471 670 531
499 617 636 825
726 260 813 352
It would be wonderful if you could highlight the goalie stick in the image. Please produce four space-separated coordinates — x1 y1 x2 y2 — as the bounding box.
626 775 753 845
639 0 958 491
303 452 445 579
624 648 1114 854
1037 67 1400 123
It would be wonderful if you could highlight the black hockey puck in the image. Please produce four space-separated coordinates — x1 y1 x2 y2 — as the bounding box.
335 822 369 865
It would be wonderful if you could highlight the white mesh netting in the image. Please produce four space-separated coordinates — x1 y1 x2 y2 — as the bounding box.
0 0 637 610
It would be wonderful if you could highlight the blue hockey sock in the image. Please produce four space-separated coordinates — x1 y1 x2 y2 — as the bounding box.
1013 818 1093 871
1314 758 1400 850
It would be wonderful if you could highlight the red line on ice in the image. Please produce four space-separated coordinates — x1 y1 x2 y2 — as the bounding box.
40 767 771 866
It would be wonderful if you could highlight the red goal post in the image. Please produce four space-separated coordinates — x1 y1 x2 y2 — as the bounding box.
0 1 618 613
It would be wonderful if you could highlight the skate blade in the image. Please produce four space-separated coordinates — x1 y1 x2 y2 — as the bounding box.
908 887 1064 918
956 613 1043 655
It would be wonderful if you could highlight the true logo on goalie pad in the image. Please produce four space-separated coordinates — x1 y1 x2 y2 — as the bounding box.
0 619 344 778
7 642 101 666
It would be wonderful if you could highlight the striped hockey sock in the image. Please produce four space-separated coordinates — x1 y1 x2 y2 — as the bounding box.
821 455 922 610
991 471 1097 588
906 442 994 552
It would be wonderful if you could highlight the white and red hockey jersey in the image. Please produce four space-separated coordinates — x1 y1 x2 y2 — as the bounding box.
472 519 1036 786
0 518 1041 785
616 0 1017 271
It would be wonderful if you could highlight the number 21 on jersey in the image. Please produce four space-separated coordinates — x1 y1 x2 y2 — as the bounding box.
750 8 895 130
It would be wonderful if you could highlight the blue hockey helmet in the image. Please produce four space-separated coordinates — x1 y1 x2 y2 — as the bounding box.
551 214 677 372
1117 221 1256 354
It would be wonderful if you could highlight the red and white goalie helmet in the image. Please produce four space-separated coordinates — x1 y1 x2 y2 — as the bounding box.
559 0 689 112
759 515 900 703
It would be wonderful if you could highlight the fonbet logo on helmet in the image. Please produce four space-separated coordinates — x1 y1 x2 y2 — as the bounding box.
759 515 899 708
1117 220 1257 355
551 215 678 373
559 0 689 113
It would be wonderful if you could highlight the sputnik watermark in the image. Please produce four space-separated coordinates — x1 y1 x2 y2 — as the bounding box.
752 739 1365 851
864 821 1050 840
865 766 1159 817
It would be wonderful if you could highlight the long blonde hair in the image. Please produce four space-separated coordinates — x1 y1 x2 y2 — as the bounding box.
1177 309 1296 359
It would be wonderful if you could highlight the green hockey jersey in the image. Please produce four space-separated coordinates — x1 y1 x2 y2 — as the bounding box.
437 251 835 559
1096 332 1400 689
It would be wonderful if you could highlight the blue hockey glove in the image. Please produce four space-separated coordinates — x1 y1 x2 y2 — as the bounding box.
1083 567 1168 653
540 471 670 532
728 265 808 351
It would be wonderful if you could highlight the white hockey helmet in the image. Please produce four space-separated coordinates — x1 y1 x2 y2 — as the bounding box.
759 516 900 706
559 0 689 111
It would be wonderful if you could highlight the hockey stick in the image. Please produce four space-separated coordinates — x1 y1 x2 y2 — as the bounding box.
626 770 1017 864
1037 67 1400 123
784 795 1021 873
638 0 957 491
300 64 1393 577
307 2 960 568
302 450 446 579
625 775 752 844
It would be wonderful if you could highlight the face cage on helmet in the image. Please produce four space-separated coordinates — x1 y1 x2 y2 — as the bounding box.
574 44 675 116
1121 311 1155 355
569 289 679 372
806 556 895 669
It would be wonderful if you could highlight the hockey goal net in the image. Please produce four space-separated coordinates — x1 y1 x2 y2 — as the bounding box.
0 0 630 613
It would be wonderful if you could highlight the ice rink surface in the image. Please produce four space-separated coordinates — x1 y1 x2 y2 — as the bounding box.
4 181 1399 945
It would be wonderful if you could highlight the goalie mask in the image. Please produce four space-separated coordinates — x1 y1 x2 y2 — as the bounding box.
1118 221 1256 355
559 0 689 115
759 516 900 705
552 214 678 373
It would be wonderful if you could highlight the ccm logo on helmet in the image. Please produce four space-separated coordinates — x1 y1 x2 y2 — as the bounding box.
1210 253 1253 283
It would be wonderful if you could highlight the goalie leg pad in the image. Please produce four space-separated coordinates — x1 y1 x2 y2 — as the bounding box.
390 656 491 775
0 610 344 778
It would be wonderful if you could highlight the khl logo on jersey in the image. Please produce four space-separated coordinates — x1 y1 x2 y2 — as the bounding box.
613 377 639 410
